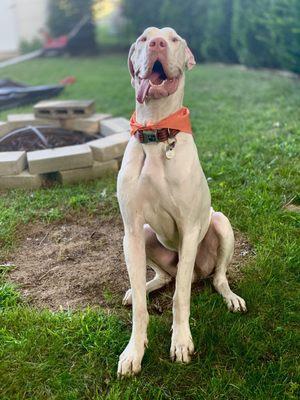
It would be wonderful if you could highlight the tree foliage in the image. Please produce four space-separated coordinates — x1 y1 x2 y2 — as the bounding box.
122 0 300 72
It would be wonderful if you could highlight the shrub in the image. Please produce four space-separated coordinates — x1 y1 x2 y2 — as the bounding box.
122 0 300 73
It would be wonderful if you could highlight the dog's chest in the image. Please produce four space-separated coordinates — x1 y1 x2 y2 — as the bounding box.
139 140 209 239
138 158 184 247
139 143 184 202
117 134 211 247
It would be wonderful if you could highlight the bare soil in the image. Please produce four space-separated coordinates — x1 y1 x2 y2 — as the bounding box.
5 215 253 311
0 126 97 152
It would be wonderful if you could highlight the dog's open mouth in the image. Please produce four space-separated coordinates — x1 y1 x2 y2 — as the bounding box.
137 60 180 103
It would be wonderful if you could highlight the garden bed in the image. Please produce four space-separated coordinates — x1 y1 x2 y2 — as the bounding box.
0 101 130 189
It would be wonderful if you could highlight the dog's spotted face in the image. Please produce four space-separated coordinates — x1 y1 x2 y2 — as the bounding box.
128 27 196 104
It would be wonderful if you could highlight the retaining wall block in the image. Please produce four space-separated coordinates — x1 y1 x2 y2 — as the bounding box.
0 151 27 176
34 100 95 120
0 122 13 138
89 131 130 162
59 160 118 184
7 113 60 129
100 117 130 137
27 144 93 174
60 113 111 134
0 170 43 189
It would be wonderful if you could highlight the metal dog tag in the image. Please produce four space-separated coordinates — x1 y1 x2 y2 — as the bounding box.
166 138 176 160
166 148 175 159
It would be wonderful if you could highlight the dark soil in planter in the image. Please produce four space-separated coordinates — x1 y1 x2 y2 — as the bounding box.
0 125 98 152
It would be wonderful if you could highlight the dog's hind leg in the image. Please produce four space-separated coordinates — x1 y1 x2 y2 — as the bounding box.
123 260 172 305
123 224 179 305
211 212 247 312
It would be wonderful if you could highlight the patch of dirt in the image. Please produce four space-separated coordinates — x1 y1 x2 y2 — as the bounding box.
0 126 98 152
5 216 253 311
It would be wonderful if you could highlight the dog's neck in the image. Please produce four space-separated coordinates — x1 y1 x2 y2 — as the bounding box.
135 76 185 125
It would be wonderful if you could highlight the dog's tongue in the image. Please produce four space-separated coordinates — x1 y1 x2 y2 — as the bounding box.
137 72 161 104
137 78 150 104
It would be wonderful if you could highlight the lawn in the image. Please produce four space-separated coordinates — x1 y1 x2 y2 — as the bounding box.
0 56 299 399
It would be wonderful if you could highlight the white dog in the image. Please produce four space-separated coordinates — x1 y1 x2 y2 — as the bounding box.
117 27 246 377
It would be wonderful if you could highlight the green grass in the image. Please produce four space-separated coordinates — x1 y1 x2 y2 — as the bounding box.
0 56 299 399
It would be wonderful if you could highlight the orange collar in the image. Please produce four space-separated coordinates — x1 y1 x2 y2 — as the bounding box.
130 106 193 135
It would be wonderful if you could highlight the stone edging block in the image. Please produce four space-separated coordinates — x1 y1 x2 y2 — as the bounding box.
27 144 93 174
0 170 43 189
60 113 112 134
100 117 131 136
0 122 13 138
0 151 27 176
59 160 118 184
89 131 130 162
34 100 95 120
7 113 60 129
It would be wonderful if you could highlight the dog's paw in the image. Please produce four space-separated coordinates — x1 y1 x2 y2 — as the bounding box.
225 293 247 313
122 289 132 306
170 329 194 363
117 338 147 377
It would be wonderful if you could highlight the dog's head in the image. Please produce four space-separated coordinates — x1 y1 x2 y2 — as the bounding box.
128 27 196 104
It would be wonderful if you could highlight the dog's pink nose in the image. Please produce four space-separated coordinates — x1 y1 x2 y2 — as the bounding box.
149 37 167 51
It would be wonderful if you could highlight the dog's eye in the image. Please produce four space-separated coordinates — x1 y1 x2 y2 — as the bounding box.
172 37 179 43
140 37 147 42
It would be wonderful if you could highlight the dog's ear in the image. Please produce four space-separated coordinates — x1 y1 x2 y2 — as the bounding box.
128 43 136 78
185 45 196 70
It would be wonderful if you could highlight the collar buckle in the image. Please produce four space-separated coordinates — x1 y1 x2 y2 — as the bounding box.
140 130 158 143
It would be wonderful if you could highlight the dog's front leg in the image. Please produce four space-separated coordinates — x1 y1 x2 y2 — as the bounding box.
171 228 199 363
118 226 148 377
